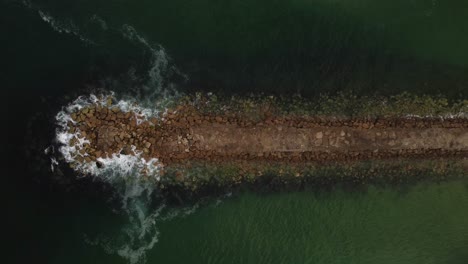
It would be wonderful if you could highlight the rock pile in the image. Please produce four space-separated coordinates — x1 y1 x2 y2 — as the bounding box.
63 102 468 176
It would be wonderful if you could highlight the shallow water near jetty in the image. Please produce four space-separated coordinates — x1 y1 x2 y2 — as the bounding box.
12 180 468 264
3 0 468 263
152 182 468 264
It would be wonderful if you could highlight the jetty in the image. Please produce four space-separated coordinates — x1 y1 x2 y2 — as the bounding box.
65 102 468 169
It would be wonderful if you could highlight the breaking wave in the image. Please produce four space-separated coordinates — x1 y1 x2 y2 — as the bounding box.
34 5 199 262
53 92 170 263
55 93 164 178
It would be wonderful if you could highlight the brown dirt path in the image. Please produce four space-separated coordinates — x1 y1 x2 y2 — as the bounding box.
156 120 468 164
66 104 468 168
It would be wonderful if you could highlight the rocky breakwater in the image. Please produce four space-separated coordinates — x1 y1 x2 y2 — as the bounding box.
61 100 468 181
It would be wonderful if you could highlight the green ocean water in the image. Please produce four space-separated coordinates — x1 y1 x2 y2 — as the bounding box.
154 183 468 264
4 0 468 97
3 0 468 263
11 181 468 263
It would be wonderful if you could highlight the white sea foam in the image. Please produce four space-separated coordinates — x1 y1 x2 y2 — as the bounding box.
37 10 95 45
121 25 187 100
22 0 95 45
404 112 468 119
50 157 59 172
45 18 201 264
122 25 168 91
55 93 164 180
85 200 201 264
53 90 208 264
90 14 108 30
55 93 170 264
48 22 189 262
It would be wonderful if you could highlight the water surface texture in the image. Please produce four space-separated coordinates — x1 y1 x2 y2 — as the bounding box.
12 182 468 264
3 0 468 263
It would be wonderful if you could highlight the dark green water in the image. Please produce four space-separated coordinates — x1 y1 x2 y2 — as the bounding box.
154 183 468 264
3 0 468 263
9 181 468 263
